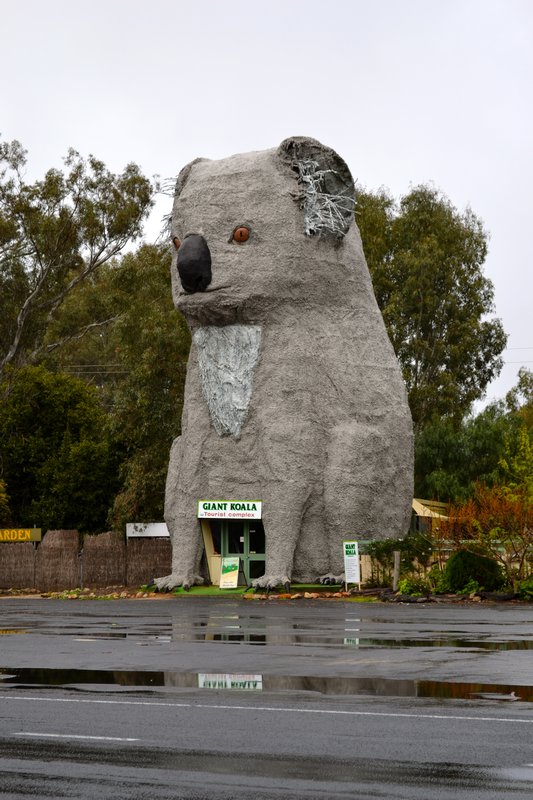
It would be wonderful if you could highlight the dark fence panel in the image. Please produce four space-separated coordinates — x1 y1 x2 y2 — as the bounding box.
82 531 126 588
126 538 172 587
35 530 80 591
1 531 171 591
0 543 36 589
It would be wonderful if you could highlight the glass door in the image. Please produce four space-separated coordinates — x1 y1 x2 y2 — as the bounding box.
220 520 265 585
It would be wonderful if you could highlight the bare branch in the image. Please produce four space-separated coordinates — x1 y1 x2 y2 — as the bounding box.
31 314 122 361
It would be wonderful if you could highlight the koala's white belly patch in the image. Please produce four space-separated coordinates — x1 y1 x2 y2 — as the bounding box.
193 325 262 438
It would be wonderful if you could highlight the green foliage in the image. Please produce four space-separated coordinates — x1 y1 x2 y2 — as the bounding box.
44 244 191 527
499 424 533 500
414 403 520 502
518 577 533 600
357 185 507 428
366 531 433 587
427 565 450 594
0 365 118 530
506 368 533 429
0 478 10 523
397 576 430 596
457 578 482 595
444 549 504 592
0 138 154 375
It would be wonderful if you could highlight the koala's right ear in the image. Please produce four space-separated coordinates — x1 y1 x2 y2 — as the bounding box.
277 136 355 240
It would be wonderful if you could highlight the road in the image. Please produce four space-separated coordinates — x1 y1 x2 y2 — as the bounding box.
1 597 532 798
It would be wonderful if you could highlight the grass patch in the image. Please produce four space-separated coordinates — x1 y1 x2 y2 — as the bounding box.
168 582 346 597
171 585 250 596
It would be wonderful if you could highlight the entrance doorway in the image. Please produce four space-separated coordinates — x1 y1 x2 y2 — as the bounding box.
208 519 265 585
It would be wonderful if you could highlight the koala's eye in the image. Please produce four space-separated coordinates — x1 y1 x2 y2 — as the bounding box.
232 226 250 243
172 236 181 250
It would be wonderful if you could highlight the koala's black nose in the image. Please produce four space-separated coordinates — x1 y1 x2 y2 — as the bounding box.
177 234 212 293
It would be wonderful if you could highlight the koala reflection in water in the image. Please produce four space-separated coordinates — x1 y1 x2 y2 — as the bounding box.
154 137 413 591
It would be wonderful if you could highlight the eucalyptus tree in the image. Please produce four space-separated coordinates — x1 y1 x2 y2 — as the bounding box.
0 139 154 377
356 185 507 428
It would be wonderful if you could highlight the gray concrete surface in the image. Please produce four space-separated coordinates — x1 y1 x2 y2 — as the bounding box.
1 598 532 799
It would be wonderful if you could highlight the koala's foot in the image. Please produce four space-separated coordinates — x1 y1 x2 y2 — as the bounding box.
153 573 204 592
252 574 291 591
318 573 345 586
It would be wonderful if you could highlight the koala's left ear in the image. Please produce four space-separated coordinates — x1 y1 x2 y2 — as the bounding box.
277 136 355 239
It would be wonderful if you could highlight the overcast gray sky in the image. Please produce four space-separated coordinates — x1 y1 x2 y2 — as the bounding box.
2 0 531 407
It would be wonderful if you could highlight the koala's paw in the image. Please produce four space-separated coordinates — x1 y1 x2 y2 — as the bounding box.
318 573 345 586
152 573 204 592
252 574 291 591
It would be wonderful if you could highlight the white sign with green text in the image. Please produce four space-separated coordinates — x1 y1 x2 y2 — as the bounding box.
343 540 360 585
197 500 262 519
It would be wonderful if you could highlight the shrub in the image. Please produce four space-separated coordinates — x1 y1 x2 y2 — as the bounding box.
397 577 430 596
444 549 504 592
518 577 533 600
427 564 450 594
457 578 482 595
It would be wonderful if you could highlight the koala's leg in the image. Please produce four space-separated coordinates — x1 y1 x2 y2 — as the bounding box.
323 420 411 585
252 485 309 591
321 422 380 585
153 436 204 591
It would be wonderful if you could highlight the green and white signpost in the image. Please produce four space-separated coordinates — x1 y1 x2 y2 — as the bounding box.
343 539 361 591
219 556 240 589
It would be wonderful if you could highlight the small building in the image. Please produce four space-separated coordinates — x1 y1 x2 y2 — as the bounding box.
411 498 449 535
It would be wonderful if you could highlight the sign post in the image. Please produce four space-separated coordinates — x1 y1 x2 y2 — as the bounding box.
343 540 361 591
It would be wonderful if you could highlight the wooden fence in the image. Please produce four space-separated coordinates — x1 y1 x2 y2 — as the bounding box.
0 529 171 591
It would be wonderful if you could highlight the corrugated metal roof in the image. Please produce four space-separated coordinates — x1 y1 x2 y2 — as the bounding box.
412 498 449 519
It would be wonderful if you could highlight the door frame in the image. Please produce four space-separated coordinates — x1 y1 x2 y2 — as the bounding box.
221 520 265 585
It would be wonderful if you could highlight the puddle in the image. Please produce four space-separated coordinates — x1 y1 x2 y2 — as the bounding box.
2 622 532 650
1 666 532 702
189 632 533 650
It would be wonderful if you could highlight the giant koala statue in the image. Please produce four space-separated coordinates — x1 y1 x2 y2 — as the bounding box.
154 136 413 591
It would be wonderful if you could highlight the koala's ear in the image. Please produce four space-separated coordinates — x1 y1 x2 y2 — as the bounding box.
174 157 209 199
277 136 355 239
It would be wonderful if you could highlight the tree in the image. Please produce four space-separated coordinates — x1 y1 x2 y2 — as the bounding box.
0 365 119 531
0 139 154 376
444 482 532 587
506 368 533 429
440 384 532 586
0 479 9 524
43 244 191 527
414 368 533 503
356 185 507 428
414 403 517 502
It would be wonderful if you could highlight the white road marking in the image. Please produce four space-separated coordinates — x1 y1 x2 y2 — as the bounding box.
14 732 139 742
2 694 533 724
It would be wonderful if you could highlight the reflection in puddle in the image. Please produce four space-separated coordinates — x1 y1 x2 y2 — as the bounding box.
198 673 262 690
4 623 532 649
1 666 532 701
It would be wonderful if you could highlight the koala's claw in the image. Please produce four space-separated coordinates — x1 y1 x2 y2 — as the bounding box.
153 573 204 591
318 573 345 586
252 574 291 591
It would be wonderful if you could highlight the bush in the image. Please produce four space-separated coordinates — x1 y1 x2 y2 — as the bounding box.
518 577 533 600
427 564 450 594
444 549 504 592
457 578 482 595
397 577 430 596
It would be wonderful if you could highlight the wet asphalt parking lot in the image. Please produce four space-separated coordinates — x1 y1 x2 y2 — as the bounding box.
1 597 532 799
